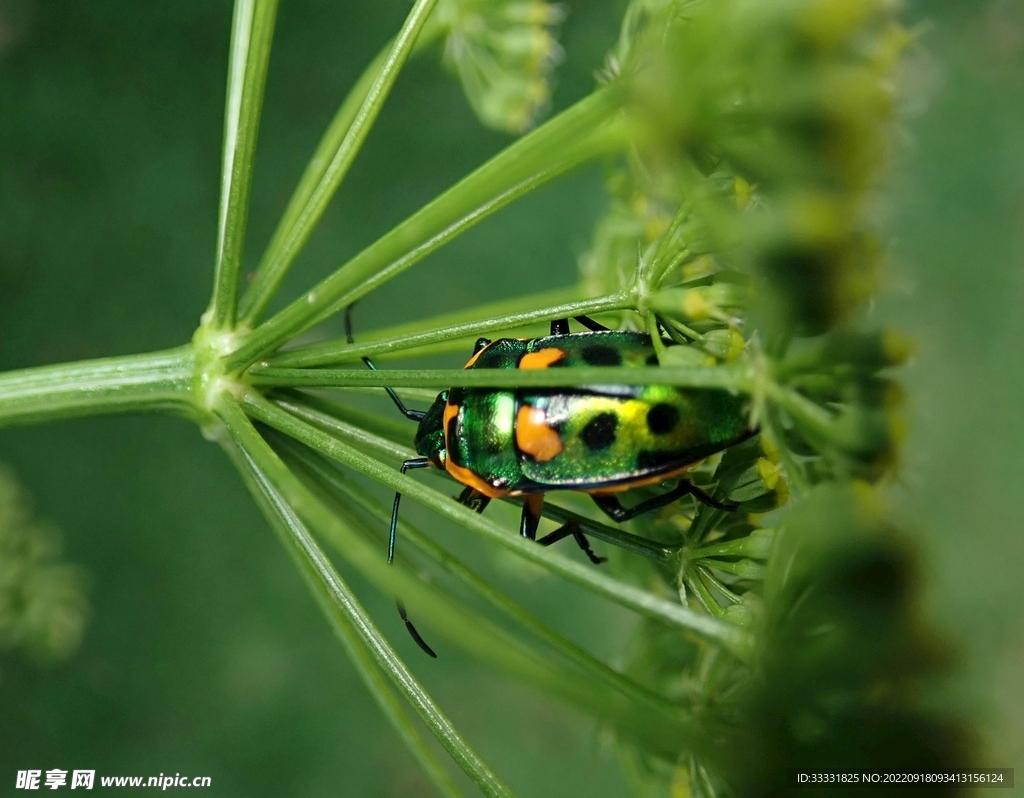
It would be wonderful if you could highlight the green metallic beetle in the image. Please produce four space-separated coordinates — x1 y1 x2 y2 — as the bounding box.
345 311 754 655
370 315 754 567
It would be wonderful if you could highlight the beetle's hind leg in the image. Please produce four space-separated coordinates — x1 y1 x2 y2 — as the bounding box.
591 480 736 523
573 315 610 332
521 495 606 564
536 521 607 564
549 315 611 336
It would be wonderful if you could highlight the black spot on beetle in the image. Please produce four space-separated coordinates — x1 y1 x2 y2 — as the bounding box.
581 413 618 451
582 345 622 366
636 450 683 472
646 403 679 435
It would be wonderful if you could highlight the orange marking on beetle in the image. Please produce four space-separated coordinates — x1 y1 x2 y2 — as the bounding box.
515 405 563 462
445 460 511 499
519 347 566 370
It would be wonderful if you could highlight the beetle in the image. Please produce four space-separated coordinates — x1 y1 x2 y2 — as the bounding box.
348 311 754 569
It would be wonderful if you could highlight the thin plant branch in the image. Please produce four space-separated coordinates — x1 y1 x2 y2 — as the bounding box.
238 0 442 325
224 437 467 798
209 0 279 330
215 393 518 798
223 88 627 371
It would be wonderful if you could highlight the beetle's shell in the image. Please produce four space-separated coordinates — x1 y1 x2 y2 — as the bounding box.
441 331 750 497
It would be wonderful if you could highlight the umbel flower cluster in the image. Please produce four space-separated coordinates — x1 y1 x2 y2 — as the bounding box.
0 0 974 795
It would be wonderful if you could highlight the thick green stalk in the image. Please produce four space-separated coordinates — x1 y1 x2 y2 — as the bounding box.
223 88 626 371
0 347 196 428
215 395 517 798
249 363 755 392
238 0 441 325
243 391 753 658
272 291 634 367
225 438 466 798
209 0 279 329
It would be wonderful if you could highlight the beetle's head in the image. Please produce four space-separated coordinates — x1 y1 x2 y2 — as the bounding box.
413 391 447 467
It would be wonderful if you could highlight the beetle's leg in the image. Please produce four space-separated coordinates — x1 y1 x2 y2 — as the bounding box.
686 482 738 511
519 494 544 540
550 318 570 336
455 485 491 514
397 600 437 658
573 315 611 332
537 521 607 564
389 458 432 563
591 480 736 522
387 458 439 657
345 303 426 422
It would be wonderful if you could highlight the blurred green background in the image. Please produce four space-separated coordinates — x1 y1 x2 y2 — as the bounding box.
0 1 1021 795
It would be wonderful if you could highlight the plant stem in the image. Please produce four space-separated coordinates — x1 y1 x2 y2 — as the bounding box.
281 440 682 722
224 88 627 371
347 285 584 343
209 0 279 330
273 393 416 464
238 0 441 325
226 437 465 798
272 291 634 367
244 391 753 658
504 497 677 563
216 394 517 798
0 347 196 428
249 363 755 392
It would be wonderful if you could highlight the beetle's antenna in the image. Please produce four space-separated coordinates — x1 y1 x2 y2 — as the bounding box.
397 601 437 658
345 304 426 422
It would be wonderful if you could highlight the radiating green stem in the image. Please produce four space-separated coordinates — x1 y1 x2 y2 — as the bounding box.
249 363 755 392
345 285 584 344
209 0 279 329
238 0 441 325
224 88 627 371
273 291 634 367
225 437 465 798
0 347 196 428
243 390 753 658
280 439 683 722
216 394 517 798
274 393 416 463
